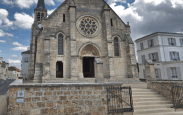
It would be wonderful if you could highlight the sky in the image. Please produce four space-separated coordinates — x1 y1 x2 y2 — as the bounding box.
0 0 183 70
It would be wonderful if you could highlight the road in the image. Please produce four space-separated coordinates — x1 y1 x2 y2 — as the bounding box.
0 80 14 115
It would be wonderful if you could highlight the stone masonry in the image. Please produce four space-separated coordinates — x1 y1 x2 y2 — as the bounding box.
8 83 133 115
28 0 138 83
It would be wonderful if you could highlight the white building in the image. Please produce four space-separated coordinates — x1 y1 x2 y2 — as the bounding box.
21 50 30 80
7 66 21 79
0 57 9 80
135 32 183 80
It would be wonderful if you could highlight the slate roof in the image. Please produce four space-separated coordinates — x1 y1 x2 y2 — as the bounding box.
0 61 8 68
135 32 183 42
21 50 30 54
8 66 18 71
35 0 46 11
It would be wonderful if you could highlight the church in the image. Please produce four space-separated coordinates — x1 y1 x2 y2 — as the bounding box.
28 0 138 83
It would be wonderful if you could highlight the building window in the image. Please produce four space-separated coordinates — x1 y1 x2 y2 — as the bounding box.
168 38 176 46
114 37 119 56
111 18 113 26
63 14 65 22
24 57 28 63
148 39 154 48
141 55 145 64
149 52 159 62
143 69 146 79
41 13 44 20
180 38 183 46
140 42 144 50
37 12 40 21
170 67 177 78
155 68 161 78
58 34 64 55
170 52 180 61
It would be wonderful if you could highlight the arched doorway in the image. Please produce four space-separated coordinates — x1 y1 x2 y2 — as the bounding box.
79 44 100 78
56 61 63 78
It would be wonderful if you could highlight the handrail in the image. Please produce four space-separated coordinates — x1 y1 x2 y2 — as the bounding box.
107 88 131 106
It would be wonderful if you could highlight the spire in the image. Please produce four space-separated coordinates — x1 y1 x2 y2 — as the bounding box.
35 0 46 10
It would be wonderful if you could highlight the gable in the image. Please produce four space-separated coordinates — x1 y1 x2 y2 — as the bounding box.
46 0 126 27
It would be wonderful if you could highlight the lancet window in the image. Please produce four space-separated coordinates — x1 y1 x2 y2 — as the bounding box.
58 34 63 55
114 37 119 56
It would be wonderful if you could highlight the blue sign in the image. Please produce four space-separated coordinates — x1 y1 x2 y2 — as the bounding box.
17 99 24 103
17 90 25 97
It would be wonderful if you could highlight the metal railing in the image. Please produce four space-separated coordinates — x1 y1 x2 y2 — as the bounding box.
151 80 183 111
172 85 183 110
107 86 133 114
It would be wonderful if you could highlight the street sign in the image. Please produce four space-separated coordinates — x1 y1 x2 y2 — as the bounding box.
17 90 25 97
17 99 24 103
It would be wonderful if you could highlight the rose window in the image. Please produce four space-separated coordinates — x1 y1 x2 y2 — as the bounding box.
79 18 98 35
76 16 101 37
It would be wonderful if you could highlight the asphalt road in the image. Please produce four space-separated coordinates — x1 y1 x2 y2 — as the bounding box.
0 80 14 115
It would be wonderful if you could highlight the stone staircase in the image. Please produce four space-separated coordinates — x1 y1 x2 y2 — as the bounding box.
132 86 183 115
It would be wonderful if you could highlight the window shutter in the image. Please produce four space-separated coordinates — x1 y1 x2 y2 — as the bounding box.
158 68 161 79
143 69 146 78
141 55 145 64
149 54 151 60
180 38 182 46
173 38 176 46
176 67 182 80
152 40 154 46
166 67 171 79
168 38 171 45
155 52 159 61
148 40 150 48
176 52 180 61
169 52 173 61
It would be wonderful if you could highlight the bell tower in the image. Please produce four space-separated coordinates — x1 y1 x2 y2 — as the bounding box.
34 0 47 22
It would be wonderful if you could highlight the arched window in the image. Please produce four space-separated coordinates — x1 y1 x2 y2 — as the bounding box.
37 12 40 21
114 37 119 56
58 34 63 55
41 13 44 20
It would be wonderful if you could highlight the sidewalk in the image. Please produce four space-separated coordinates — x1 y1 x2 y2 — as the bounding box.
0 91 8 115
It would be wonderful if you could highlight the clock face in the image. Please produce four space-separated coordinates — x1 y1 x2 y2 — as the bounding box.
38 24 42 28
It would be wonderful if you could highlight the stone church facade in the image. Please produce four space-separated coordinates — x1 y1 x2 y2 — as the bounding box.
28 0 138 83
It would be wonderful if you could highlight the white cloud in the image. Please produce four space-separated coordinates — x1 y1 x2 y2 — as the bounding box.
0 9 13 27
12 42 29 51
0 29 14 37
108 0 183 41
2 0 14 5
47 9 55 16
0 40 6 43
0 50 2 55
7 59 21 64
45 0 55 5
107 0 127 4
12 42 22 46
14 12 34 29
15 0 37 9
11 55 18 58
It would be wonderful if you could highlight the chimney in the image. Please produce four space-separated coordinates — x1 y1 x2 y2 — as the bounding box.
0 57 3 63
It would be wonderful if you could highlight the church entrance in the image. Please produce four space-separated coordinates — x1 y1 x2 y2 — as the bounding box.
56 61 63 78
83 57 95 78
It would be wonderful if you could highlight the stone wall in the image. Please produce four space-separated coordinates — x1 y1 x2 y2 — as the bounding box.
149 80 183 102
8 83 133 115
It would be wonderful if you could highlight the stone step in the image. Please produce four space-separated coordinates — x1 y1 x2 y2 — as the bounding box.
132 88 155 92
133 100 172 106
133 97 167 102
134 108 175 114
133 95 163 98
132 92 159 96
134 104 173 109
137 112 183 115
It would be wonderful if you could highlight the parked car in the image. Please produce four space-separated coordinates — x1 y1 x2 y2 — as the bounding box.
7 77 11 80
